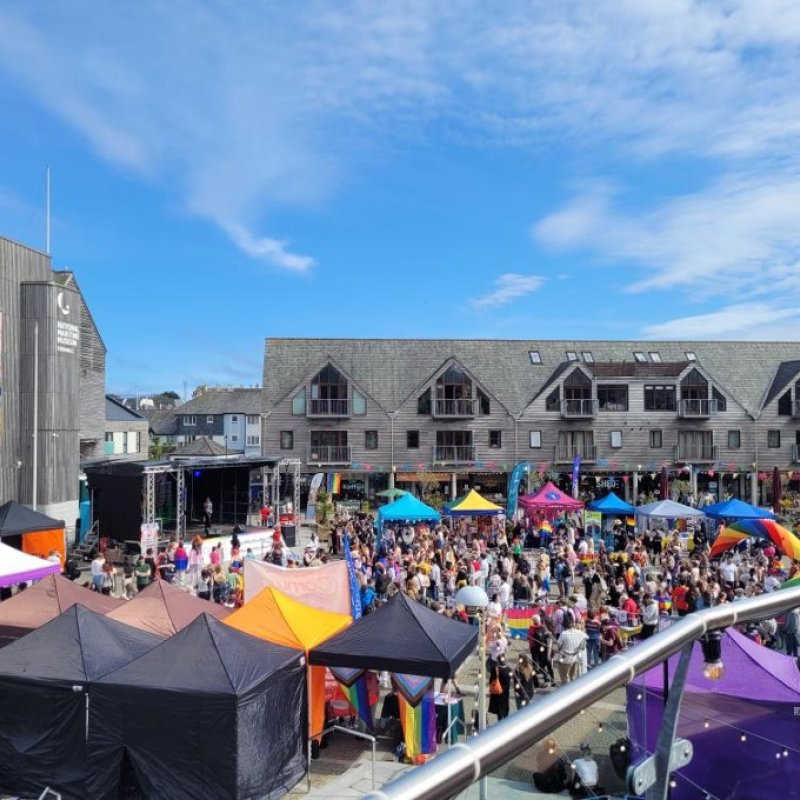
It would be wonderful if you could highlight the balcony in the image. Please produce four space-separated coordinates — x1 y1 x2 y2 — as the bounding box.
554 445 597 463
793 445 800 463
560 399 596 418
433 398 476 418
433 445 476 464
673 444 719 462
678 398 720 418
307 398 351 417
306 445 352 465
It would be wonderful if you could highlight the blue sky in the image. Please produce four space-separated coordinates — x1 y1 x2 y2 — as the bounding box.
2 1 800 394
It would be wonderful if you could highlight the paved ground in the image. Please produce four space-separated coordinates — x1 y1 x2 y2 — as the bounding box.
66 525 630 799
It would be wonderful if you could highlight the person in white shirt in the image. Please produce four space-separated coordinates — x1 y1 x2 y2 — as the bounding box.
719 555 737 586
569 743 600 797
499 579 511 610
90 552 106 592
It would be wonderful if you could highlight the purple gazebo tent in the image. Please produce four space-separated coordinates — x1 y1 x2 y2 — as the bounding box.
627 627 800 799
0 541 61 588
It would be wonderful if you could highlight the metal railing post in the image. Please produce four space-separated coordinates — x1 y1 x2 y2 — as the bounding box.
365 587 800 800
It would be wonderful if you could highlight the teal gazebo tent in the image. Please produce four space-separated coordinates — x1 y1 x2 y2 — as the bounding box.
377 493 440 528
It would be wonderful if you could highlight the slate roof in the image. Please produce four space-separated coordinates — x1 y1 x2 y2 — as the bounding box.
105 395 145 422
170 437 238 457
590 361 688 378
763 360 800 408
143 409 178 435
176 388 262 416
264 338 800 416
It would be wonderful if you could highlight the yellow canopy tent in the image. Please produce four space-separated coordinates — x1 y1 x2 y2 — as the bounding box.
445 488 504 516
225 586 351 738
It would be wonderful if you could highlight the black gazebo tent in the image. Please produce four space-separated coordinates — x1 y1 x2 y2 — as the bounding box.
0 604 161 800
0 500 64 536
309 593 478 679
87 613 307 800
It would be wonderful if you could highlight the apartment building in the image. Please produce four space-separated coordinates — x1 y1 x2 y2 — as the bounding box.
263 338 800 504
174 388 262 456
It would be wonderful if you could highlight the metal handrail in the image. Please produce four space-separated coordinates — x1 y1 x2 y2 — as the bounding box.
364 587 800 800
310 724 377 792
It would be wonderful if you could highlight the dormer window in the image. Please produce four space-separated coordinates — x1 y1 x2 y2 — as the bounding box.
308 364 350 415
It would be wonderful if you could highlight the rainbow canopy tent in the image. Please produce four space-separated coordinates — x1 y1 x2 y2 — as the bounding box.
0 605 161 800
725 518 800 560
443 488 504 516
634 499 704 519
519 481 583 512
0 540 61 589
586 491 635 515
377 493 440 527
106 578 230 636
628 627 800 800
310 592 478 679
87 613 306 800
0 573 122 647
226 586 351 738
702 498 775 520
0 500 66 563
243 557 351 612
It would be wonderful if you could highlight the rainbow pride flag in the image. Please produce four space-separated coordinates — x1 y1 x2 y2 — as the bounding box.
329 667 373 731
506 607 536 639
397 692 437 757
328 472 342 495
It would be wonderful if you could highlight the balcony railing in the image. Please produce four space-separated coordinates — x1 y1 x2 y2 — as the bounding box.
307 398 350 417
433 398 476 417
793 445 800 463
433 445 476 464
678 398 720 417
673 443 719 462
560 398 596 417
554 445 597 463
306 445 352 465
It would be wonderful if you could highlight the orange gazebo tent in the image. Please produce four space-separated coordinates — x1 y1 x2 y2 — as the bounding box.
225 586 351 737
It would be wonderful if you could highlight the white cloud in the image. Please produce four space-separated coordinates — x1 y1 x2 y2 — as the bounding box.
3 1 800 280
642 302 800 339
470 273 545 309
534 172 800 299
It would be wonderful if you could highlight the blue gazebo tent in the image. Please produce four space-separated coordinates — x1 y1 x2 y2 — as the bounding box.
586 492 635 515
377 493 440 528
701 498 775 520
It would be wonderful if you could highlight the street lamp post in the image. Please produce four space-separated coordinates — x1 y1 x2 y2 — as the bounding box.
455 585 489 800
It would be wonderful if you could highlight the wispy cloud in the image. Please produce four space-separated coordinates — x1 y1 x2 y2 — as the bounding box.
3 1 800 285
470 273 545 309
642 302 800 339
534 173 800 298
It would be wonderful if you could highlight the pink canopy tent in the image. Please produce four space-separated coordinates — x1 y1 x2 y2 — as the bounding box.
519 481 583 514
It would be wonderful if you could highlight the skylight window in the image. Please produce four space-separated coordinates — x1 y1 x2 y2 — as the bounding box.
633 351 647 362
529 350 542 364
566 351 578 362
582 351 594 363
649 352 662 363
686 351 697 361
